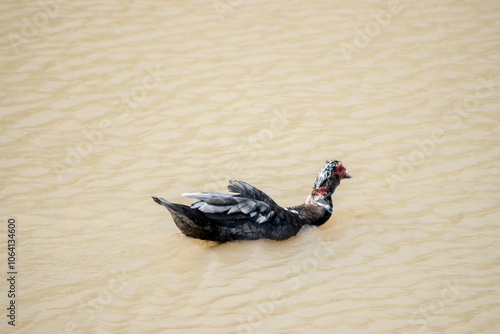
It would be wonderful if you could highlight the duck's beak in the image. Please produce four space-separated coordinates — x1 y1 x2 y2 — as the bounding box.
344 172 352 179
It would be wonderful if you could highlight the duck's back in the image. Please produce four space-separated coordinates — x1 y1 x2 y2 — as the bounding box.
181 181 303 241
154 180 303 241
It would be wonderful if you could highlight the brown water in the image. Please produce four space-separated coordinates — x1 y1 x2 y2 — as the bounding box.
1 0 500 333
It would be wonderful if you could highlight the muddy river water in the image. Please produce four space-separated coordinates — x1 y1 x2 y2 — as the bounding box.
1 0 500 333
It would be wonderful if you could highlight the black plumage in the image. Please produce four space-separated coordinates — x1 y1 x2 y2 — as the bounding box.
152 160 351 242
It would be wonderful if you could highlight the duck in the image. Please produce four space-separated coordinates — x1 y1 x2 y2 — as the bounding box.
152 160 351 242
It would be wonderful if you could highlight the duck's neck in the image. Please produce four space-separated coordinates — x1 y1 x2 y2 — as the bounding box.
288 188 333 226
306 188 333 214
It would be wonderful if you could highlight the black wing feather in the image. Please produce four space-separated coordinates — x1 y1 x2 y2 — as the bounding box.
227 180 278 206
181 181 291 228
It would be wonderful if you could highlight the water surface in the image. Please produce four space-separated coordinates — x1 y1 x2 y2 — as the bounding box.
1 0 500 333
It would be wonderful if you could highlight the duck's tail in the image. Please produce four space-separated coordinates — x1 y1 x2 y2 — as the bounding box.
152 196 215 240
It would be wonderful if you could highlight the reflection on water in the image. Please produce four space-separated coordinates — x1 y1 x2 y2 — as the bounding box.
1 0 500 333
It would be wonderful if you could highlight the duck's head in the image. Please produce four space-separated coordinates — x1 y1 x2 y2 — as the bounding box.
312 160 351 196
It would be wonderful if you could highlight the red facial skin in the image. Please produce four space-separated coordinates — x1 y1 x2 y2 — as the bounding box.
334 162 351 180
312 163 351 196
313 188 328 196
